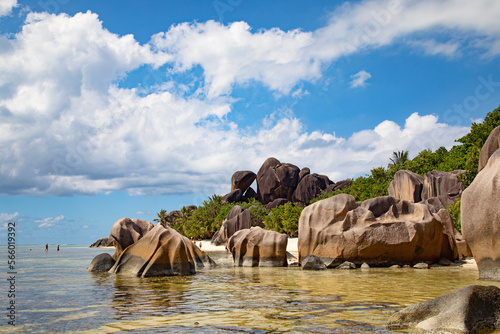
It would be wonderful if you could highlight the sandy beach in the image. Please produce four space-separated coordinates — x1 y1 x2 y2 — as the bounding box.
197 237 299 253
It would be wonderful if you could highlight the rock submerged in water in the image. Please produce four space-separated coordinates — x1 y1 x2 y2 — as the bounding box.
302 255 326 270
109 218 154 260
385 285 500 333
109 224 215 277
228 226 288 267
88 253 115 272
298 194 458 266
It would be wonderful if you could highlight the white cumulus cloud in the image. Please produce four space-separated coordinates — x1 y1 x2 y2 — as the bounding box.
350 70 372 88
151 0 500 96
0 0 17 17
0 4 494 197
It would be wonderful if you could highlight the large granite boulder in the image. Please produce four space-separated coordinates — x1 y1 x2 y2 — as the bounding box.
455 229 473 258
243 187 257 201
265 198 289 210
298 194 458 266
478 125 500 172
462 149 500 280
88 253 115 272
90 236 114 248
211 205 251 245
110 224 215 277
256 157 300 204
388 170 424 203
109 218 154 259
386 285 500 333
292 174 324 204
222 189 243 203
421 170 464 202
228 226 288 267
231 170 256 192
333 179 353 191
299 167 310 181
419 194 457 212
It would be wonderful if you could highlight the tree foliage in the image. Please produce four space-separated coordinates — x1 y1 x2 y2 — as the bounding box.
263 202 303 236
167 196 267 239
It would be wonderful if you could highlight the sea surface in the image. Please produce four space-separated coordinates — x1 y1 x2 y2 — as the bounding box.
2 245 500 333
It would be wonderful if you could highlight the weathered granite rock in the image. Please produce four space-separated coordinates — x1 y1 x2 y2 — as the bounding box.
211 206 251 246
302 255 327 270
167 210 181 220
413 262 429 269
385 285 500 333
228 226 288 267
243 187 257 201
256 157 300 204
299 167 310 181
222 189 243 203
462 149 500 280
231 170 257 192
316 174 332 189
337 261 356 269
292 174 324 204
361 262 370 269
88 253 115 272
110 224 215 277
90 237 114 248
421 170 464 201
388 170 424 203
109 218 154 260
419 194 456 212
264 198 289 210
333 179 353 191
478 125 500 172
298 194 458 266
454 229 473 258
438 258 452 266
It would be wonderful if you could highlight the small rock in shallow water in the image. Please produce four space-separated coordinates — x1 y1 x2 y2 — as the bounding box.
302 255 326 270
390 264 401 269
337 261 356 269
88 253 115 272
361 262 370 269
385 285 500 333
413 262 429 269
437 258 452 266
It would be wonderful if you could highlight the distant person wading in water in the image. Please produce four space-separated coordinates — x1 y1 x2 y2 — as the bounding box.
45 243 48 251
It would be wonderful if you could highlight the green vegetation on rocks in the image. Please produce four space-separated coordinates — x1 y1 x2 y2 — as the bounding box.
263 202 303 236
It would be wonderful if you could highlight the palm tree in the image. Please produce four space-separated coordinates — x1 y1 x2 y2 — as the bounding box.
153 209 170 227
389 150 409 166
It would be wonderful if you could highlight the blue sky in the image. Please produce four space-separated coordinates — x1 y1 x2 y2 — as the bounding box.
1 0 500 245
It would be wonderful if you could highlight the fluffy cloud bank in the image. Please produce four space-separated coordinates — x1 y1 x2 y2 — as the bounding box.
1 1 497 196
0 0 17 17
152 0 500 96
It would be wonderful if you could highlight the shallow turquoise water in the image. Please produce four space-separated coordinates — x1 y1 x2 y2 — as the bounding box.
1 245 499 333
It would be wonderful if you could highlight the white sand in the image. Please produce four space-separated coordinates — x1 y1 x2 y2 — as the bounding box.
197 237 299 253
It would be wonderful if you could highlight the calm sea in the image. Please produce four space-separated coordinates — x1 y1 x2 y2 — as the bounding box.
2 245 500 333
